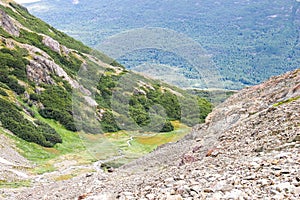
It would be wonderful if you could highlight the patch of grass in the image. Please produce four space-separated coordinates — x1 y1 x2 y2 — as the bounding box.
108 121 190 156
134 121 190 147
0 127 56 162
0 180 31 189
0 105 94 174
53 174 74 181
273 96 300 107
33 163 56 175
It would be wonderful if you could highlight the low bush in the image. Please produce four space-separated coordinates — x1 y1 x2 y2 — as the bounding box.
0 98 62 147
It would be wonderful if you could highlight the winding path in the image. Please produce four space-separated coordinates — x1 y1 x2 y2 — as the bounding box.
127 136 133 147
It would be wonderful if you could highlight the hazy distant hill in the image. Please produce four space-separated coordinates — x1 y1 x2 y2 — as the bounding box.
21 0 300 89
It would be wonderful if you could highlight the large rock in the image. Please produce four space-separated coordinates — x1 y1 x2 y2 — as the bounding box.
42 36 61 54
0 9 19 36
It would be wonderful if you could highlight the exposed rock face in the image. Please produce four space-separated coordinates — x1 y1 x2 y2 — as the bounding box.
4 69 299 199
42 36 61 54
26 54 91 96
26 57 55 85
0 9 19 36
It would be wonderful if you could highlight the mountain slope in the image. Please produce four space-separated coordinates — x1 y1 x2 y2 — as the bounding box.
0 0 212 189
20 0 300 89
6 68 299 199
0 0 210 142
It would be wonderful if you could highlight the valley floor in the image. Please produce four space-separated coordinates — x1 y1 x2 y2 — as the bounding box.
1 69 300 200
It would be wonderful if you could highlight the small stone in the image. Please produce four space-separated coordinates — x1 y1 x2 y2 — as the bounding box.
224 189 245 199
144 186 152 191
244 175 256 180
272 166 281 170
254 146 264 152
213 180 233 192
86 192 115 200
190 191 198 197
257 179 269 186
165 178 175 183
270 190 279 195
176 187 185 195
249 161 261 169
166 194 183 200
273 171 282 177
294 187 300 196
271 159 280 165
274 152 291 159
221 185 234 192
273 193 285 199
212 192 224 199
175 180 186 186
203 188 214 193
192 145 201 153
146 193 156 200
183 185 191 193
281 170 290 174
122 192 133 196
292 134 300 142
191 185 202 193
211 150 220 157
274 182 295 192
206 148 220 157
170 189 176 195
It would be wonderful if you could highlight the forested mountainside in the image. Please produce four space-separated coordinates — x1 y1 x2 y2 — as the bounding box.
21 0 300 89
5 69 299 199
0 1 211 147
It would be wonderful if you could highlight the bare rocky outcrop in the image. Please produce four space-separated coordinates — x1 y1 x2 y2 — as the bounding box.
26 53 91 96
42 36 61 54
41 35 70 56
0 9 19 36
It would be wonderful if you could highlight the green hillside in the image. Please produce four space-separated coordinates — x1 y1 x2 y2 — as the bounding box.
0 1 211 153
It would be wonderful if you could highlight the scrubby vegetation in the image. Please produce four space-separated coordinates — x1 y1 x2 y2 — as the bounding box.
38 86 77 131
0 98 61 147
0 47 28 94
94 72 212 133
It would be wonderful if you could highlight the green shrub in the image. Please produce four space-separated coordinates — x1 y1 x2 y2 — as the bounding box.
0 72 25 94
100 110 120 132
29 93 39 101
38 86 76 131
0 88 8 96
0 98 61 147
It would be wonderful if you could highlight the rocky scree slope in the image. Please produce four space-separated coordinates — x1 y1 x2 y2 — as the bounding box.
7 69 300 199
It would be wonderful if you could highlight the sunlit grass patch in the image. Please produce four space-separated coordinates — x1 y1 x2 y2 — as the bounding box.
0 180 31 189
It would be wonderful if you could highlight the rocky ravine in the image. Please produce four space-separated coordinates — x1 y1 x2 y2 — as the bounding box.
3 69 300 200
